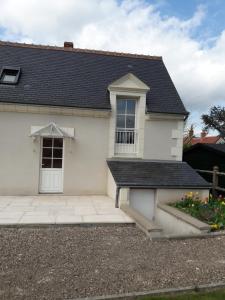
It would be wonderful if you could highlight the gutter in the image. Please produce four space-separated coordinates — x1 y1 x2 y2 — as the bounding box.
117 184 212 189
146 110 189 119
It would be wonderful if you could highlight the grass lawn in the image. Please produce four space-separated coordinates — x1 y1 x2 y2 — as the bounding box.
170 192 225 231
139 289 225 300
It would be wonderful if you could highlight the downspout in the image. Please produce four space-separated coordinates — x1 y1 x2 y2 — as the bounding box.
115 186 121 208
184 112 189 121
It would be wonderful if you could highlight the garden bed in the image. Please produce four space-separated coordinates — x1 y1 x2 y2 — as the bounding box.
170 192 225 231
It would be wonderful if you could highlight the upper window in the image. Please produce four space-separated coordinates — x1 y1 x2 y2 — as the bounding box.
0 67 21 85
116 99 136 130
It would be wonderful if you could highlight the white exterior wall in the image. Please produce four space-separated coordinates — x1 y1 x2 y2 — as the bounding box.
107 169 117 199
156 189 210 204
0 111 109 195
144 117 184 161
129 189 155 220
107 171 129 205
119 188 129 204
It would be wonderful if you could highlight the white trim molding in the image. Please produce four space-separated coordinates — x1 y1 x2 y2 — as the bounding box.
146 113 185 121
171 120 184 161
108 72 150 93
0 103 110 118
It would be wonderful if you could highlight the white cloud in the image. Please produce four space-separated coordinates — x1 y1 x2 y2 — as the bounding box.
0 0 225 131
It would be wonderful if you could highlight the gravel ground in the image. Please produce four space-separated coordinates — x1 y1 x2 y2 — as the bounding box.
1 225 225 300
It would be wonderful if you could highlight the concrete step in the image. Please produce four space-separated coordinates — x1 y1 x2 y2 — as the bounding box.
120 203 163 238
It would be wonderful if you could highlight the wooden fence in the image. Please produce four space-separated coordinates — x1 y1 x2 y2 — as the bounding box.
196 166 225 197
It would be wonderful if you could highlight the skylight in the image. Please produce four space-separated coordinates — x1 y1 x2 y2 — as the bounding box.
0 67 21 85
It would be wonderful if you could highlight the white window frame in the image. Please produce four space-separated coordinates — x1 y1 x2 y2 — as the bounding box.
108 91 147 158
116 98 137 132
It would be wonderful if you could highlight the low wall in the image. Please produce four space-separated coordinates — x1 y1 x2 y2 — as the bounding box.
155 203 210 236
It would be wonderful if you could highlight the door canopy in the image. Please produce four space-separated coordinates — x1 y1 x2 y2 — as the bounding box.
30 122 75 139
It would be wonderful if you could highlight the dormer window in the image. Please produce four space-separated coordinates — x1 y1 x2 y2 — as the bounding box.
115 98 137 155
108 73 150 158
0 67 21 85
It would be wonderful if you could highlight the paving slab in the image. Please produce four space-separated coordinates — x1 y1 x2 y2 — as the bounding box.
0 196 134 225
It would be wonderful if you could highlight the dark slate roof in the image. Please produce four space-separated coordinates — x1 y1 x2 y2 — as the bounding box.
184 143 225 155
107 159 211 188
0 41 188 115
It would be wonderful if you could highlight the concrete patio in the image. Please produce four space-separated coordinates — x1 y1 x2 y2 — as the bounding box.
0 195 134 225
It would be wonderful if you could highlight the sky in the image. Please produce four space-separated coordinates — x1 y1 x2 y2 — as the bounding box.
0 0 225 135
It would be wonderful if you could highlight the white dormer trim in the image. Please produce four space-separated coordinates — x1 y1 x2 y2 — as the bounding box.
108 73 148 158
108 73 150 93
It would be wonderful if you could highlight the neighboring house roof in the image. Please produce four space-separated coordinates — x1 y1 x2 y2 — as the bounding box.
191 136 222 145
0 41 188 115
107 159 210 188
184 143 225 156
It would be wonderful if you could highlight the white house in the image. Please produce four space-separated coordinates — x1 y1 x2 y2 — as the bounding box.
0 41 210 220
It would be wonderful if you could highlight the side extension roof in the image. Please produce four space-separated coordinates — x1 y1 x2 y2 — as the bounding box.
107 159 211 188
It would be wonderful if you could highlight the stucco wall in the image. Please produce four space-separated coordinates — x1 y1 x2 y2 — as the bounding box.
144 119 183 161
0 111 109 195
129 189 155 221
156 189 210 204
107 169 117 199
107 170 129 205
155 207 202 235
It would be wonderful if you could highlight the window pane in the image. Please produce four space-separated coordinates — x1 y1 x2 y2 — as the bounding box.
126 100 136 114
53 148 63 158
53 159 62 168
2 74 16 83
43 138 53 147
1 69 18 83
117 99 126 114
116 115 125 128
42 159 52 168
42 148 52 158
54 138 63 148
126 115 135 128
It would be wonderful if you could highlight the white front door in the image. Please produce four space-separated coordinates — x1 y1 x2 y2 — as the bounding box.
39 137 64 193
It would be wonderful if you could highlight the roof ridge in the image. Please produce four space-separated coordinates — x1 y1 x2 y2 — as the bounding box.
0 40 162 61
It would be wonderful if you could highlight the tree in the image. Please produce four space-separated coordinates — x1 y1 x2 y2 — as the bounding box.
183 124 195 150
201 106 225 140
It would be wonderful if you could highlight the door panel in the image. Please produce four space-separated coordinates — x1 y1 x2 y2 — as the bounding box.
40 169 63 193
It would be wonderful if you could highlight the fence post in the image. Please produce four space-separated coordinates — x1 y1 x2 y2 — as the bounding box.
212 166 219 198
